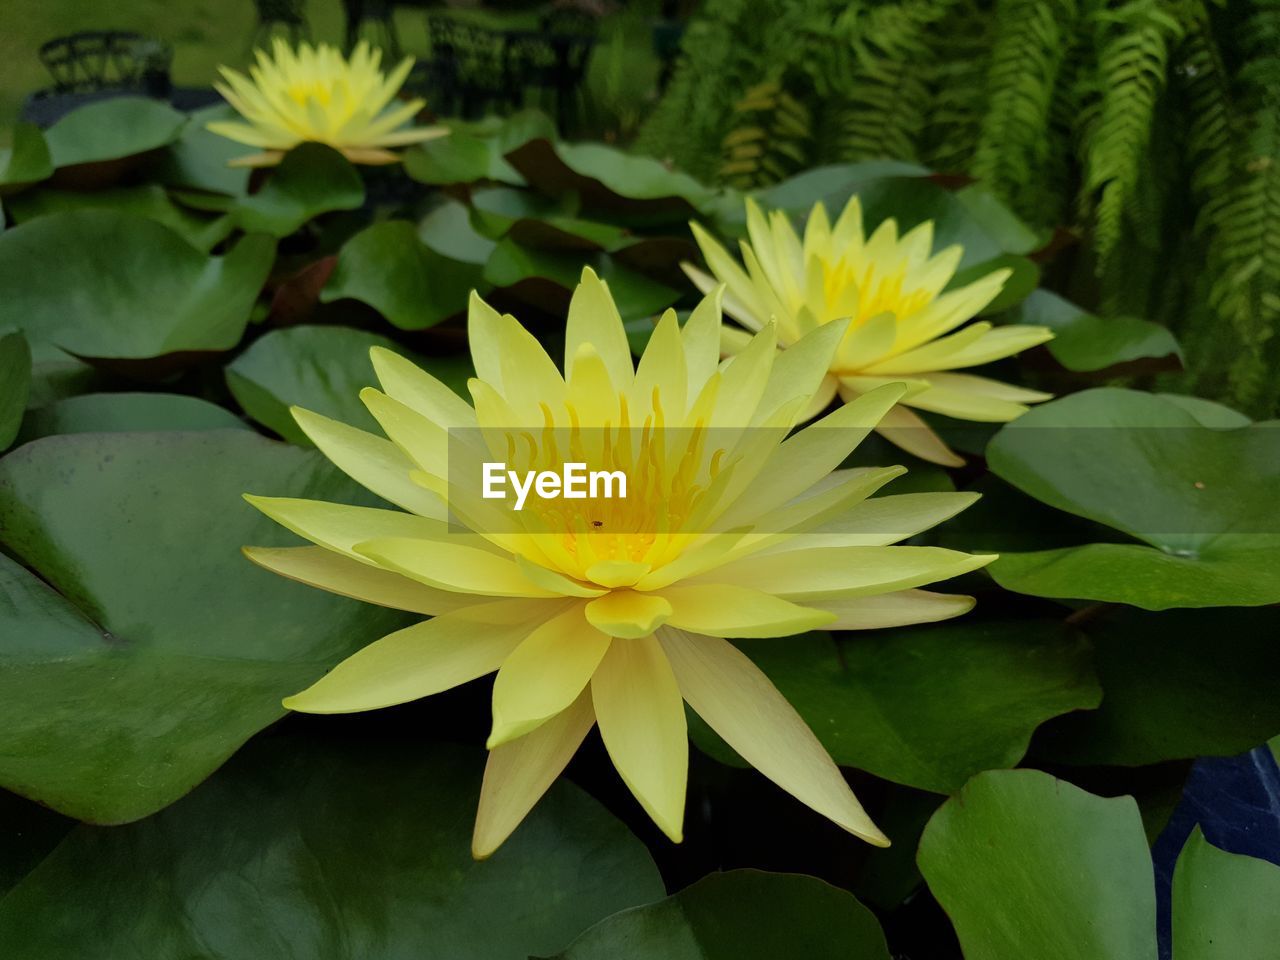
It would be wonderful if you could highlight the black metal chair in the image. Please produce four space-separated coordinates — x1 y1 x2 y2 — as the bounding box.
36 31 173 96
23 31 174 128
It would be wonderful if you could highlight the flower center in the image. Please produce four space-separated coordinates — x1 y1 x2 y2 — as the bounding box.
821 256 934 326
495 390 729 583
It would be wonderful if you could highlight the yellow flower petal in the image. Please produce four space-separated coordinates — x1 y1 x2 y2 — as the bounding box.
354 536 556 598
702 545 995 600
566 267 633 391
585 590 673 638
370 345 476 430
283 599 551 713
291 406 446 519
489 603 612 747
660 583 835 638
242 496 448 559
812 589 976 629
659 628 887 846
243 545 473 615
472 688 595 858
591 635 687 842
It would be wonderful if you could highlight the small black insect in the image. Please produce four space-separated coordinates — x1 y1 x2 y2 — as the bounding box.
591 520 603 527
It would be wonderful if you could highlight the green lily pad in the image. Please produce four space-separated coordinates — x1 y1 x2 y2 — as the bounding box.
918 769 1157 960
470 186 576 234
5 184 225 251
1033 608 1280 766
0 210 274 361
689 623 1100 794
155 104 251 196
322 219 480 329
418 199 499 264
1172 828 1280 960
18 393 247 443
1005 290 1182 372
484 237 679 321
0 430 410 822
747 161 930 216
551 870 889 960
987 388 1280 609
0 123 53 192
226 325 472 445
230 143 364 237
43 97 187 169
0 737 664 958
0 330 31 449
25 342 100 408
403 112 554 187
506 139 716 222
1156 393 1251 428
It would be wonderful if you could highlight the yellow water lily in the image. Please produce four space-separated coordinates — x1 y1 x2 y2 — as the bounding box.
684 196 1055 466
243 268 995 857
208 39 445 167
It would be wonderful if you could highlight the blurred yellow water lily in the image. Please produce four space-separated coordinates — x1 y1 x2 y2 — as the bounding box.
243 268 994 857
208 39 445 167
684 197 1055 466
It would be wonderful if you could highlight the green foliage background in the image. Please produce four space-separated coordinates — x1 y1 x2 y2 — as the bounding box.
638 0 1280 417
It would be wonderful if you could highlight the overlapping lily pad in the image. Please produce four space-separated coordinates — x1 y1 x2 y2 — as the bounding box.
506 138 716 222
0 429 409 822
0 330 31 449
18 393 247 443
484 237 679 320
919 769 1280 960
229 143 364 237
1005 290 1182 372
0 123 53 192
6 184 224 251
0 738 664 958
919 770 1158 960
322 219 482 328
403 111 554 187
226 325 471 445
987 388 1280 609
42 97 187 169
690 623 1100 794
1034 608 1280 766
0 210 273 361
552 870 889 960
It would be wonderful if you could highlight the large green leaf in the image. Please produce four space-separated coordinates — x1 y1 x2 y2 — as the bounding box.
1005 290 1182 372
0 737 664 959
506 139 716 222
484 237 679 321
1034 608 1280 766
226 325 472 445
43 97 187 168
0 330 31 449
5 184 224 251
987 388 1280 609
322 220 480 329
0 430 409 822
918 769 1157 960
550 870 889 960
1172 828 1280 960
0 123 53 191
230 143 364 236
690 623 1100 794
156 104 251 196
403 112 554 186
0 210 274 360
18 392 247 443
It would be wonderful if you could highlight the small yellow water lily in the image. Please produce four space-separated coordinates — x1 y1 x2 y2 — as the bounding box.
684 197 1055 466
243 269 994 856
208 39 445 167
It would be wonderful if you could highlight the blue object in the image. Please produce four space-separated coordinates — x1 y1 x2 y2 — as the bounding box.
1152 744 1280 959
